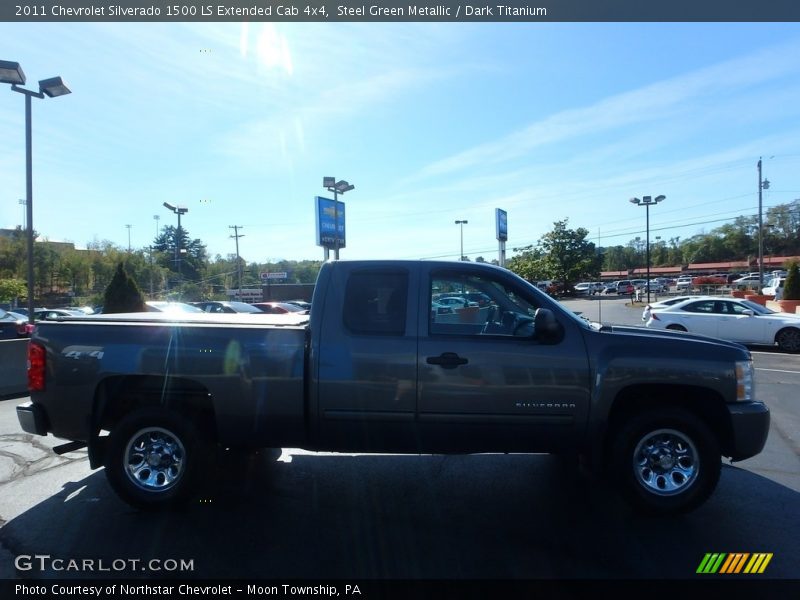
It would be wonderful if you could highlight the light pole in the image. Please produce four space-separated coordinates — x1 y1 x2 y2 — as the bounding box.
455 220 468 261
323 177 355 260
757 158 771 292
1 60 71 325
125 224 132 252
153 214 160 240
629 195 665 304
163 202 188 281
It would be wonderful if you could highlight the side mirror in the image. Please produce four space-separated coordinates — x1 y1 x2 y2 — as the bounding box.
742 309 755 317
534 308 564 344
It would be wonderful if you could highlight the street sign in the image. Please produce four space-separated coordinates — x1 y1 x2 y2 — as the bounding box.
260 272 287 281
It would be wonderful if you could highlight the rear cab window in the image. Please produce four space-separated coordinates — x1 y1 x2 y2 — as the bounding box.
343 270 409 336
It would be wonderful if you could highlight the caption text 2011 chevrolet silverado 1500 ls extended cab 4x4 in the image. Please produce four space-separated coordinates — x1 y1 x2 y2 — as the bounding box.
17 260 769 514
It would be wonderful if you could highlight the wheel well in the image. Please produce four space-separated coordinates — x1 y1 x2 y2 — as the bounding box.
90 375 216 466
604 384 734 460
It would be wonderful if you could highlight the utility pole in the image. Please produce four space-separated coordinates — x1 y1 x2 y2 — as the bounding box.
148 245 154 297
757 158 771 292
125 224 132 252
229 225 244 300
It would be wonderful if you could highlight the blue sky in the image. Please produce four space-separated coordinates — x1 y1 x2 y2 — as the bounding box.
2 22 800 263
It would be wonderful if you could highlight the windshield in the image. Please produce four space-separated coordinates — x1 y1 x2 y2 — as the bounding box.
740 300 776 315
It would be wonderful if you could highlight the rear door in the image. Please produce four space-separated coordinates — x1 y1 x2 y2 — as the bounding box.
416 267 592 453
314 265 421 452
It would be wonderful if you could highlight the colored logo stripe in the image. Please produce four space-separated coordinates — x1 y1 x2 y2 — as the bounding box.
697 553 773 574
744 553 773 574
720 553 749 573
697 553 726 574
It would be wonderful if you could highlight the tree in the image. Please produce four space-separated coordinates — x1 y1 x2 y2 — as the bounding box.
103 263 145 313
527 219 601 291
507 245 546 283
783 262 800 301
153 225 208 282
0 278 27 304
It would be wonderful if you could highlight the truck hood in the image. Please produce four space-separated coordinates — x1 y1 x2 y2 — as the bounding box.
597 323 750 355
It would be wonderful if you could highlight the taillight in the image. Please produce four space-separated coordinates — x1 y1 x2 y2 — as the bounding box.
28 342 46 392
650 313 660 321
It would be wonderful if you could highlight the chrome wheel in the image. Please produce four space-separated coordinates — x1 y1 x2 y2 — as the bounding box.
123 427 186 492
632 428 698 496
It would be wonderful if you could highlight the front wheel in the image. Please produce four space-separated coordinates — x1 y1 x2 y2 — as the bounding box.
104 408 209 510
776 328 800 353
610 407 720 515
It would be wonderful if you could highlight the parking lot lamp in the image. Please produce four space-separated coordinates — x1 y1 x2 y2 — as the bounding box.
629 195 665 304
1 60 71 325
455 220 468 261
163 202 189 279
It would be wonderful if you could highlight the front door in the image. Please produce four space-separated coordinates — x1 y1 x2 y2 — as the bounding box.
417 268 592 453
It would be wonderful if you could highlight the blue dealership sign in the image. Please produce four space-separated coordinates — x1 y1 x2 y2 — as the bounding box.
315 196 346 249
496 208 508 242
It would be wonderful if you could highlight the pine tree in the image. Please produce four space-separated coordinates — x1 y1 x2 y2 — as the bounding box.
103 263 146 313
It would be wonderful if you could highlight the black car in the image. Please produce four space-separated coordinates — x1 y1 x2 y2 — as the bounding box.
0 309 32 339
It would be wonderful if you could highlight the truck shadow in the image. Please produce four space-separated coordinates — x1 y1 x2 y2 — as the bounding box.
2 451 799 579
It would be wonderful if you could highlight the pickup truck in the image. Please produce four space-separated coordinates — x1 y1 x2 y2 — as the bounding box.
17 260 769 515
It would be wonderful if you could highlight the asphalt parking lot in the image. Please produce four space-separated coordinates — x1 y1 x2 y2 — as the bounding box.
559 294 656 327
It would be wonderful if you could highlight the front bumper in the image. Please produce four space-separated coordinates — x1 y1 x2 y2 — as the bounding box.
17 401 49 436
727 401 770 461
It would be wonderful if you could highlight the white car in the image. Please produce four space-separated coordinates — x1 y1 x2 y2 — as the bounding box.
763 277 785 297
574 282 602 295
145 301 204 313
641 295 716 322
675 276 693 290
436 296 478 308
645 297 800 352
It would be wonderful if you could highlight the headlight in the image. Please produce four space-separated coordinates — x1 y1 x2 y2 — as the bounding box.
735 360 755 402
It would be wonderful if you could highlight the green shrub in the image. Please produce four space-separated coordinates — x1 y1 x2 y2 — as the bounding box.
783 262 800 301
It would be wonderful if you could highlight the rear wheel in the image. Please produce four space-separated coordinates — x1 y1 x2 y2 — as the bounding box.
104 407 209 510
610 407 720 515
776 328 800 353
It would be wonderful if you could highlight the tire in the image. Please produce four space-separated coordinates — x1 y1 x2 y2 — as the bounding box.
776 328 800 353
104 407 209 510
610 407 721 515
666 324 687 332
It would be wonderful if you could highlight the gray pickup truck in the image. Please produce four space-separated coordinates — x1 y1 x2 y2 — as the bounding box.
17 260 769 514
